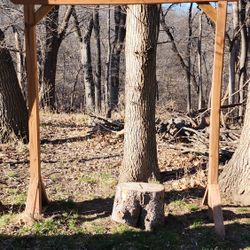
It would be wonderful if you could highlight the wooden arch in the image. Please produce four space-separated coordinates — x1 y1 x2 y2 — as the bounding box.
11 0 233 237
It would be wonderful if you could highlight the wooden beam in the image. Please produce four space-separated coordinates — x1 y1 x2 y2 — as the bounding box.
197 2 217 23
206 0 227 238
11 0 237 5
24 4 48 220
34 5 55 25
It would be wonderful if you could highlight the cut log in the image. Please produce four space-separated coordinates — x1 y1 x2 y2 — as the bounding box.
112 182 165 231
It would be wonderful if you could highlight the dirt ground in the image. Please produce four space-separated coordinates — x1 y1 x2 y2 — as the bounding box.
0 112 249 250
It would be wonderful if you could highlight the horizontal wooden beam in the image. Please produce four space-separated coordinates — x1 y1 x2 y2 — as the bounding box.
11 0 236 5
197 3 217 23
34 5 55 25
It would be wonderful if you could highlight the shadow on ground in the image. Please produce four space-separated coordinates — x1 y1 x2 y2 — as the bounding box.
0 217 249 249
1 188 249 249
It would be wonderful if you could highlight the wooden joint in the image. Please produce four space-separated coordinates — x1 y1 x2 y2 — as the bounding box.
34 5 55 25
197 2 217 23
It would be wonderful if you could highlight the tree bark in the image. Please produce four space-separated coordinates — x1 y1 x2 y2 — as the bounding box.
219 84 250 205
107 6 126 118
112 182 164 230
82 16 95 112
73 8 95 112
197 11 203 110
105 6 111 116
119 5 160 183
42 6 73 111
93 6 102 113
0 29 28 143
228 2 239 105
238 0 248 118
186 3 193 113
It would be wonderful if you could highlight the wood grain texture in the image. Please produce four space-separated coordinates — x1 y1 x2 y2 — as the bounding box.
208 1 227 186
112 182 165 230
11 0 236 5
197 3 217 23
206 1 227 238
34 5 55 25
24 4 48 219
208 184 225 237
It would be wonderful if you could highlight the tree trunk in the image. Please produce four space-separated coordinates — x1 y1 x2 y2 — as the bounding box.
0 29 28 143
42 6 60 111
228 2 239 105
105 6 111 116
107 6 126 118
82 16 95 112
186 3 193 113
42 6 73 111
12 25 24 94
219 84 250 205
197 11 203 110
238 0 248 118
119 5 160 183
112 182 164 230
93 6 102 113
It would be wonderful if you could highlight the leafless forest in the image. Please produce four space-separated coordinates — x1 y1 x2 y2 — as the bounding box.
0 1 250 249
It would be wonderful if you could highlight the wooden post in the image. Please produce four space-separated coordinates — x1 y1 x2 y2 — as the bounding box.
205 0 227 237
23 4 48 221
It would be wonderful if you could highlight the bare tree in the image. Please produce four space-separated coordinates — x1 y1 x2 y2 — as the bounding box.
160 7 198 112
119 4 160 183
42 6 73 111
197 11 203 110
238 0 248 118
73 8 95 112
186 3 193 113
93 6 102 113
107 6 126 118
0 29 28 143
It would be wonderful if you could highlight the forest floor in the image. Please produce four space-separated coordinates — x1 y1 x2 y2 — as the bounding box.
0 112 249 250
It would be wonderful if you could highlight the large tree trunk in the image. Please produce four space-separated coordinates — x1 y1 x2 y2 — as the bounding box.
119 5 160 183
219 85 250 205
107 6 126 118
0 29 28 143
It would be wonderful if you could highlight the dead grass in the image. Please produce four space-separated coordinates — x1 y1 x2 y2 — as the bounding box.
0 112 249 249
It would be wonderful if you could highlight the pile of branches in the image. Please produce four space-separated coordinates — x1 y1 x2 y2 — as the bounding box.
88 112 241 161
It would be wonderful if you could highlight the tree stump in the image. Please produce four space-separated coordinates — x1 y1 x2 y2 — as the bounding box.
112 182 165 231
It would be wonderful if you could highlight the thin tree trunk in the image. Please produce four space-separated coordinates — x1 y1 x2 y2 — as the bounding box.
238 0 248 118
229 2 239 105
198 12 203 110
42 6 73 111
0 29 28 143
105 6 111 116
93 6 102 113
186 3 193 113
160 9 198 98
82 16 95 112
73 8 95 112
107 6 126 118
119 4 160 183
